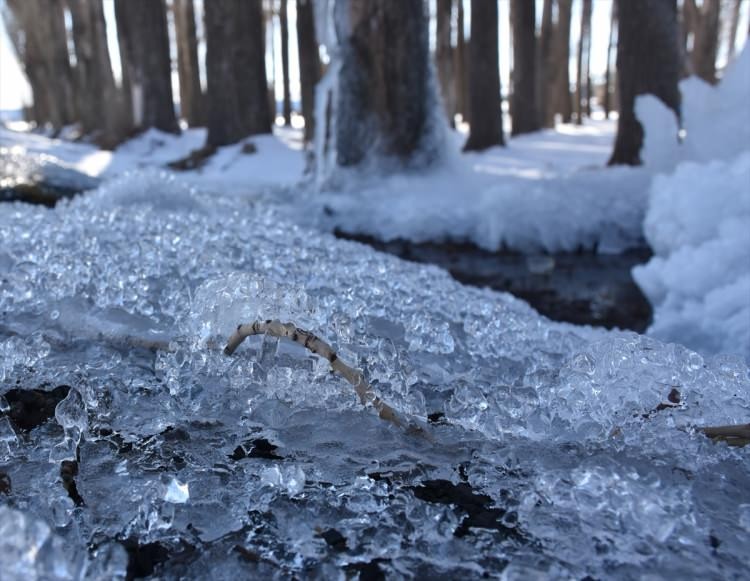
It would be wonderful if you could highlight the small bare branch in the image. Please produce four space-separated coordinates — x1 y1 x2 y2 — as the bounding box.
699 423 750 447
225 320 430 439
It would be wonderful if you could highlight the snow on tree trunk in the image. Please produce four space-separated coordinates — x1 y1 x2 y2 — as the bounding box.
331 0 442 168
296 0 320 144
454 0 469 122
464 0 504 151
204 0 271 147
609 0 681 166
173 0 205 127
114 0 179 134
510 0 540 136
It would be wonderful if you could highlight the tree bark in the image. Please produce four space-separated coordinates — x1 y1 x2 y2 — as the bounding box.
604 1 618 119
609 0 681 166
464 0 504 151
334 0 436 166
280 0 292 125
688 0 721 83
726 0 742 61
5 0 76 129
436 0 455 128
114 0 179 134
173 0 205 127
575 0 592 124
204 0 271 147
296 0 320 143
552 0 573 124
68 0 129 148
537 0 554 127
510 0 539 136
455 0 468 121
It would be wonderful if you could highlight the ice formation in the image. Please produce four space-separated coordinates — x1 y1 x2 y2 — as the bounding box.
633 153 750 360
633 46 750 361
0 171 748 578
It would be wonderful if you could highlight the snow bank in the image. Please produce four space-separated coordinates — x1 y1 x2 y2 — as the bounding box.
302 120 653 253
638 45 750 171
633 153 750 360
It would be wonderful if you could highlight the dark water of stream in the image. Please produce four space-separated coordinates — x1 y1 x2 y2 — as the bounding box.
335 231 653 333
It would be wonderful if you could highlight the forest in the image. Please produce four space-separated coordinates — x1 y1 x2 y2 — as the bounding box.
0 0 749 579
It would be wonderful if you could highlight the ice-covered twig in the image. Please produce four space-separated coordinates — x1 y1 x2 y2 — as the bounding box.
225 320 429 439
699 423 750 447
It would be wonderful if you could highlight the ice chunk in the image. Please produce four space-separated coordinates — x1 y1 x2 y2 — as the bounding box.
163 476 190 504
261 465 306 497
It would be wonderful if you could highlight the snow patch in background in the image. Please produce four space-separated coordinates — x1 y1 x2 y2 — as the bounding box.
638 45 750 172
633 153 750 360
634 45 750 361
304 119 652 253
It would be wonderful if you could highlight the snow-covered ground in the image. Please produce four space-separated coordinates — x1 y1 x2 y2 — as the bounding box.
1 169 748 579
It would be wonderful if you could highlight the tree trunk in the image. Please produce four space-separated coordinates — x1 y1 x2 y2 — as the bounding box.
296 0 320 143
280 0 292 125
68 0 129 148
510 0 539 136
553 0 573 124
609 0 681 166
575 0 592 124
604 1 618 119
114 0 179 134
173 0 205 127
334 0 436 166
6 0 76 129
726 0 742 61
464 0 504 151
685 0 721 83
455 0 468 121
205 0 271 147
436 0 455 127
537 0 554 127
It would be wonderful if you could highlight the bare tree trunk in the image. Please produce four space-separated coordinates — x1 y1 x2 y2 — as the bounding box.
510 0 539 136
173 0 204 127
436 0 455 127
609 0 681 166
68 0 129 148
464 0 504 150
726 0 743 61
685 0 721 83
6 0 76 129
554 0 573 124
537 0 554 127
114 0 179 134
604 1 618 119
334 0 437 166
575 0 592 124
296 0 320 143
205 0 271 147
455 0 468 121
280 0 292 125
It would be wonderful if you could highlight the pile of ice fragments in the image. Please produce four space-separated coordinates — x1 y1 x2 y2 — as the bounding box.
1 171 748 579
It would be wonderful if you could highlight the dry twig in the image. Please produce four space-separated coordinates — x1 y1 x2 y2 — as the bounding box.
225 320 429 439
699 423 750 447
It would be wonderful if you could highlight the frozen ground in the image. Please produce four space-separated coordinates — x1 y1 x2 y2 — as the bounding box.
0 171 749 579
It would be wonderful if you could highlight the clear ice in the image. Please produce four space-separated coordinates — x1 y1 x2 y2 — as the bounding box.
0 170 748 579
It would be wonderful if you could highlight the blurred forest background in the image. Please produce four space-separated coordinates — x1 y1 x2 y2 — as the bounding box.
1 0 748 167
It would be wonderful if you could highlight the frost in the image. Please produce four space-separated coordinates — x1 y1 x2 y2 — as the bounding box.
0 170 748 578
